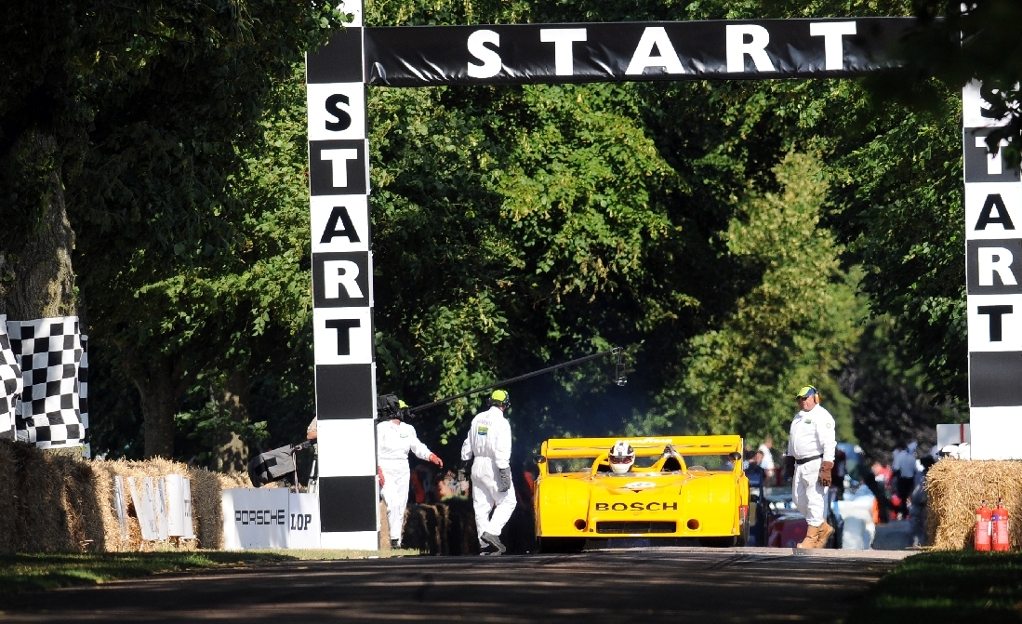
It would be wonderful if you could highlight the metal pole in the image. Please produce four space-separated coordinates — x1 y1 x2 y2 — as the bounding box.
408 346 623 414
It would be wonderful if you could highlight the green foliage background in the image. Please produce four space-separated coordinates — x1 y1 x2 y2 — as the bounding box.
1 0 983 470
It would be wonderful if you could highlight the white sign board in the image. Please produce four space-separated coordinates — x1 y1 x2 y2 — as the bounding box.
165 474 195 539
221 488 324 549
287 493 322 549
128 476 169 541
221 488 290 549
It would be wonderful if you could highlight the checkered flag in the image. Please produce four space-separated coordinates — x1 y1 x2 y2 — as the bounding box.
0 315 23 441
8 316 85 449
80 334 91 457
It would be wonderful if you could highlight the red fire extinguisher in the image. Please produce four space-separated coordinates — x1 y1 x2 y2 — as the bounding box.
975 500 992 552
993 498 1011 552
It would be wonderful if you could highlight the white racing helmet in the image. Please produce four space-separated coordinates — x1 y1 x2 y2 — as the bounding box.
608 440 635 474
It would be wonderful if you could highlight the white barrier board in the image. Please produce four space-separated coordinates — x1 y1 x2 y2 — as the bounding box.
221 489 323 549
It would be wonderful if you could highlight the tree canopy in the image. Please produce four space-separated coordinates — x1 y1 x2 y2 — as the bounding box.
3 0 1000 468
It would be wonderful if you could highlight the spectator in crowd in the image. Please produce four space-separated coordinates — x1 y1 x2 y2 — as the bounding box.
378 399 443 548
461 389 516 555
910 455 936 547
745 449 767 487
784 385 837 549
831 446 848 501
867 460 896 522
892 440 917 519
757 435 777 484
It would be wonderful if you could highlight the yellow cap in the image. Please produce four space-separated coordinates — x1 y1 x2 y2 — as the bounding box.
795 385 818 400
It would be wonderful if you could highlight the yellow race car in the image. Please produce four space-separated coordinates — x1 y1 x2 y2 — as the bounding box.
533 435 750 552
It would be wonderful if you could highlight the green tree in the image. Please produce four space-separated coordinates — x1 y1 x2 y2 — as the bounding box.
905 0 1022 165
0 1 345 459
655 151 865 439
22 0 972 467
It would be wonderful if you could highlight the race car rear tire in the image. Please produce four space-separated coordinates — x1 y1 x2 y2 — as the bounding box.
537 537 585 554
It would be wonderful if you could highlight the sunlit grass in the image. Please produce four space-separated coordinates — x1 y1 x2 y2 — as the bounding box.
847 551 1022 623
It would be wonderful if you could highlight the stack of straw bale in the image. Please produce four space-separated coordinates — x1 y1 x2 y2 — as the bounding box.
926 458 1022 550
0 441 105 553
0 439 251 553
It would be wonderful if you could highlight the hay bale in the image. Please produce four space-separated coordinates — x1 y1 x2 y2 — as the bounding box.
0 439 254 553
0 441 18 553
0 441 105 553
379 499 390 551
402 499 477 555
58 456 106 552
191 467 235 549
927 458 1022 550
442 497 477 555
95 458 236 551
403 503 442 554
8 441 77 552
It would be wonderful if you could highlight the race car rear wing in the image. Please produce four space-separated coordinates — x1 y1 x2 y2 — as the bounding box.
539 435 743 459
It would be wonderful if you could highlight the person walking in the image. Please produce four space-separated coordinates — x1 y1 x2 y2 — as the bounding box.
784 385 837 549
892 440 917 519
377 399 443 548
461 389 516 555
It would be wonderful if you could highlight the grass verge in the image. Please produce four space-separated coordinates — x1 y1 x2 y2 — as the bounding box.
847 550 1022 623
0 548 403 600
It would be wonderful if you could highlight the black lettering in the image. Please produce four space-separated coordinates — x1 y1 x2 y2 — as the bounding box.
595 501 683 512
290 513 312 530
326 318 361 354
235 508 288 526
321 205 361 245
979 305 1013 341
976 194 1017 231
325 94 353 131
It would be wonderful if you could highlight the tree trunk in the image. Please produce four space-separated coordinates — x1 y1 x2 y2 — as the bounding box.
128 354 183 459
0 131 76 320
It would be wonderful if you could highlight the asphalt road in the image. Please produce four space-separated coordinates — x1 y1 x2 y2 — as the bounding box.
1 546 911 624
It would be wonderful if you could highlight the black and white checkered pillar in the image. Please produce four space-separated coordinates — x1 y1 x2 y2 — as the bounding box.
79 333 90 458
306 0 380 549
963 80 1022 459
0 315 22 441
6 316 85 449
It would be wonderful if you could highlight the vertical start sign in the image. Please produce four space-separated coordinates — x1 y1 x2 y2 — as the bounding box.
306 0 380 550
964 81 1022 459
